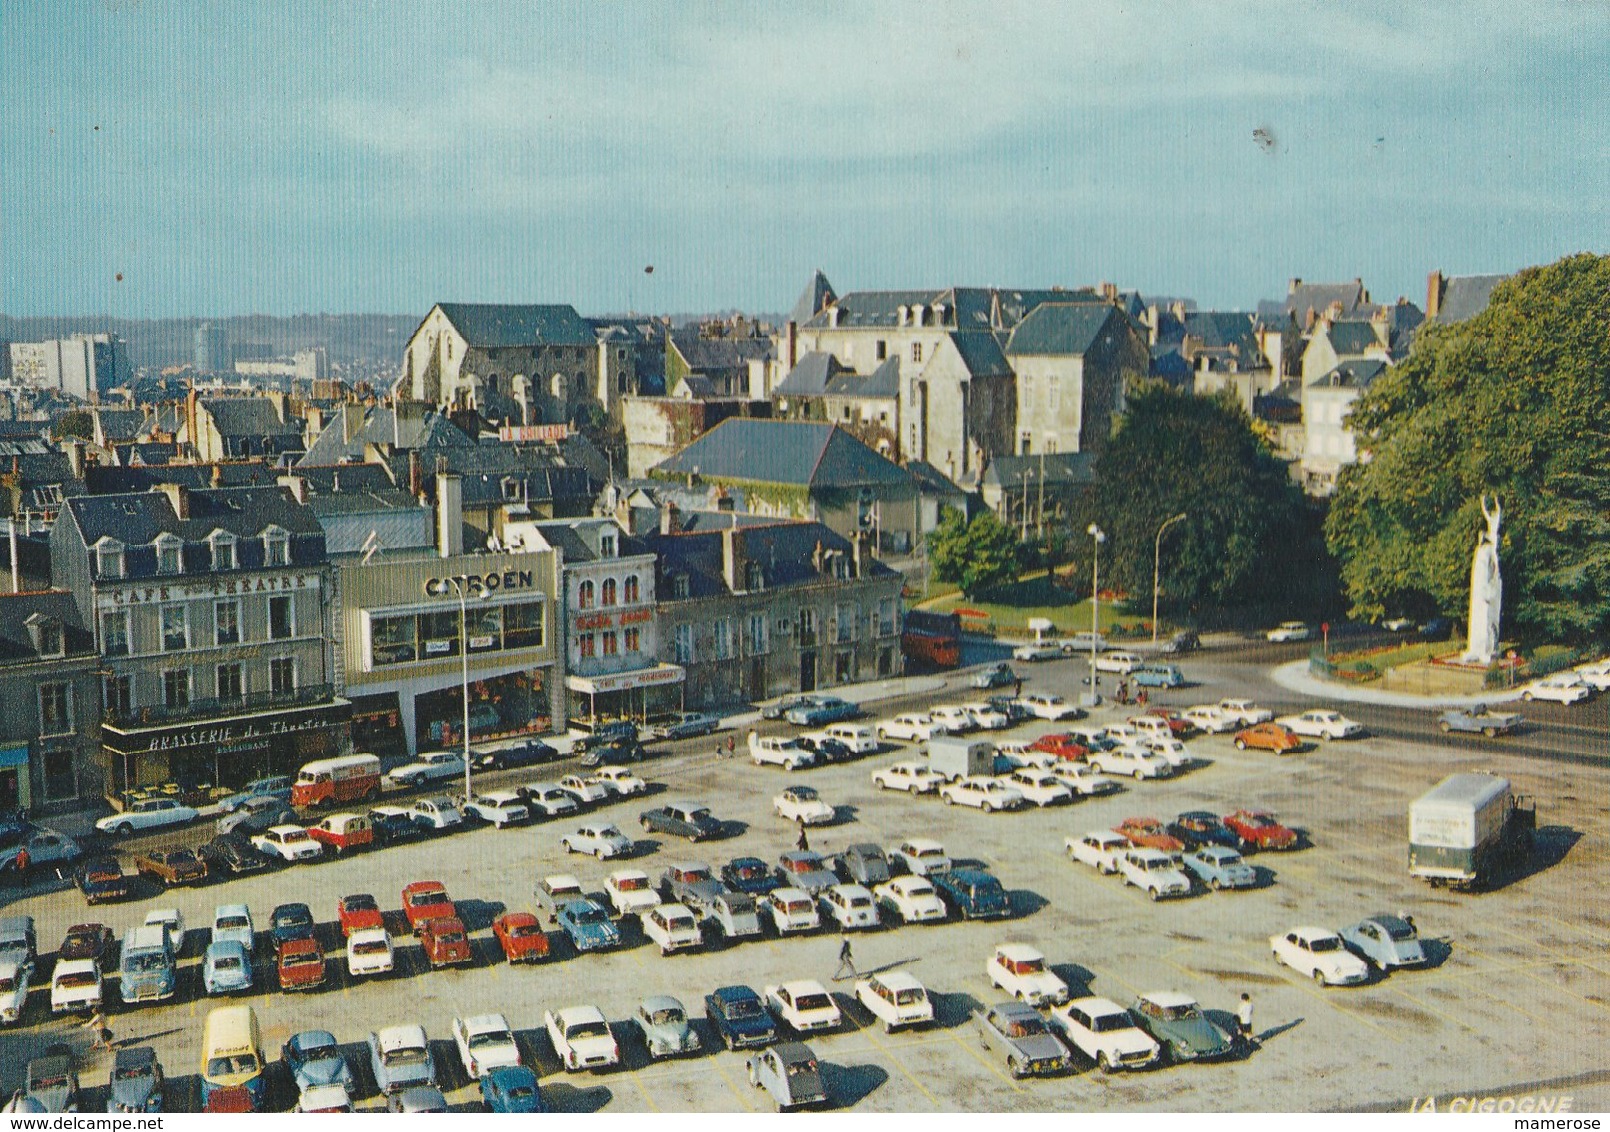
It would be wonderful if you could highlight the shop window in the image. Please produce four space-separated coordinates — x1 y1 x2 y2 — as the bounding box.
601 578 617 606
578 580 595 609
163 669 190 709
217 663 244 703
714 618 734 660
101 610 130 657
215 600 241 645
624 627 641 653
96 540 124 579
270 657 296 696
39 682 72 736
41 747 76 802
419 609 461 657
624 575 640 603
602 632 619 657
371 613 418 666
674 624 695 664
210 532 236 571
269 595 294 640
263 528 290 568
105 674 132 718
155 534 183 575
503 601 545 650
579 634 596 659
161 604 189 651
467 605 503 652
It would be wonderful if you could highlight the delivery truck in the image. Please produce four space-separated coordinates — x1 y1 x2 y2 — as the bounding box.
1408 772 1533 889
925 736 998 782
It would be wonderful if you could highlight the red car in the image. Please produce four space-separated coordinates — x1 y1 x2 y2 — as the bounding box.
1223 809 1299 851
59 923 116 970
401 881 456 934
338 894 385 939
1114 817 1186 853
418 916 473 968
492 912 550 964
1139 708 1197 738
1233 723 1302 755
1028 734 1088 761
276 937 327 990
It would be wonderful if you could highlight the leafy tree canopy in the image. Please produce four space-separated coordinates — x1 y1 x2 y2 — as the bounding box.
1326 254 1610 641
52 410 93 441
927 505 1022 599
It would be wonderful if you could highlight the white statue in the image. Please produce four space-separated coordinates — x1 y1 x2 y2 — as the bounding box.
1462 495 1503 664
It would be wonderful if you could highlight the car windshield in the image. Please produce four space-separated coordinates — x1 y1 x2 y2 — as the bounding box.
566 1022 608 1040
276 907 312 926
302 1045 340 1063
649 1008 683 1025
905 881 934 897
353 941 388 955
1308 936 1341 952
212 957 242 972
1091 1014 1129 1033
784 899 811 914
127 954 167 973
895 989 924 1005
849 895 872 908
113 1065 152 1082
574 908 608 925
681 868 712 882
688 809 712 822
726 998 763 1019
207 1054 259 1076
1006 1017 1047 1038
1160 1003 1200 1021
32 1073 68 1089
407 891 445 907
435 930 465 944
508 923 541 938
790 787 818 800
0 976 13 993
615 877 646 891
1384 922 1416 941
733 863 764 878
505 1084 536 1100
1248 815 1276 828
1218 852 1245 866
345 896 378 912
381 1046 426 1067
469 1030 513 1049
787 1059 818 1076
795 993 831 1011
216 916 248 931
1012 957 1044 974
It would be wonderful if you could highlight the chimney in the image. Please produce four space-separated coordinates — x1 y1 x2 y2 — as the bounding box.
1288 277 1302 296
437 474 463 558
187 386 199 454
282 474 308 503
722 526 742 591
343 401 364 444
827 305 840 328
155 482 189 519
408 449 423 497
1426 271 1445 319
65 440 84 479
211 464 223 487
660 501 680 536
785 320 797 370
1099 281 1118 302
852 530 866 577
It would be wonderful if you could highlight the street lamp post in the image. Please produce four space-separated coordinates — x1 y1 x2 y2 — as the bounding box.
446 575 478 805
1151 512 1188 647
1019 470 1034 541
1085 523 1105 707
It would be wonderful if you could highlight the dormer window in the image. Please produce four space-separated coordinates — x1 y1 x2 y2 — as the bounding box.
599 533 617 558
262 526 290 568
671 573 690 600
95 538 125 580
209 531 237 571
745 562 765 592
155 534 183 575
26 614 64 659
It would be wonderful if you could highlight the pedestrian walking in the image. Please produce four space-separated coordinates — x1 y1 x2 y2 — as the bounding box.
1237 993 1254 1046
834 935 855 980
83 1009 112 1051
1013 677 1023 699
726 735 736 755
795 820 810 853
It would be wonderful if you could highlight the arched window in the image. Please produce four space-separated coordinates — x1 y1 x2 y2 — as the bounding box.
578 580 595 609
623 575 640 603
601 578 617 606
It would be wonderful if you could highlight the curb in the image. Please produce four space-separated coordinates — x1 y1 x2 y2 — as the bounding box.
1267 660 1524 709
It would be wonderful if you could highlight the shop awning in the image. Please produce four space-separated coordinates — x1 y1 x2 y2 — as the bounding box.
565 664 685 696
101 699 352 757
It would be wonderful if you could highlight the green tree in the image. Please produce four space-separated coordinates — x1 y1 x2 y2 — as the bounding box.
927 505 1022 599
53 410 93 441
1081 385 1321 613
1326 254 1610 641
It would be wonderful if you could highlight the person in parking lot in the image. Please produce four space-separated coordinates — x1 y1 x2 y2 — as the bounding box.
795 821 810 853
1237 993 1255 1046
835 936 855 980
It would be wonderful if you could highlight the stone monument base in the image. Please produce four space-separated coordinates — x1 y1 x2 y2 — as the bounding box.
1380 658 1494 696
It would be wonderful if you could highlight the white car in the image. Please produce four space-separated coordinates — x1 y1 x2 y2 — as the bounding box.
251 825 324 862
819 884 879 931
1270 927 1370 986
383 749 465 788
876 714 948 743
561 822 634 859
641 903 703 955
1266 621 1314 642
986 943 1070 1007
1059 631 1109 653
144 908 187 954
871 761 946 794
346 927 394 978
1049 763 1120 796
1012 641 1063 661
891 839 951 876
1276 710 1366 740
854 970 934 1032
1089 746 1171 779
821 724 879 753
49 958 101 1015
773 784 835 825
1066 830 1131 874
1521 672 1592 704
1572 660 1610 691
603 869 660 917
453 1013 521 1079
1181 705 1239 734
1020 693 1080 721
1218 698 1274 725
927 705 976 733
1094 651 1145 674
992 740 1050 768
558 774 613 807
588 766 648 796
521 783 580 818
1139 736 1191 768
749 736 817 770
998 769 1073 807
1049 996 1160 1073
1102 722 1145 745
544 1005 621 1071
872 876 948 924
939 776 1025 812
960 702 1010 730
0 958 30 1024
462 791 530 827
94 797 198 838
761 888 821 935
1115 848 1192 901
764 980 843 1033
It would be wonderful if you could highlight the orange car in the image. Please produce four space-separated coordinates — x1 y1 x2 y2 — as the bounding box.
492 912 550 964
1113 817 1185 853
1233 723 1303 755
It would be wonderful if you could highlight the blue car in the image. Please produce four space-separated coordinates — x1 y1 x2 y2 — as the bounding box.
1131 664 1185 689
721 856 780 897
784 697 859 726
269 903 315 949
281 1031 354 1100
556 899 622 952
1179 846 1258 890
930 868 1010 919
481 1065 547 1113
202 940 254 995
704 984 781 1051
218 776 294 813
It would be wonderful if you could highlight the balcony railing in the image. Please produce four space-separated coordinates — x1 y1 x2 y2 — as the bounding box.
104 683 337 729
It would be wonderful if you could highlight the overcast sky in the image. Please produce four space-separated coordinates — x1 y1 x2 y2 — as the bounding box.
3 1 1605 319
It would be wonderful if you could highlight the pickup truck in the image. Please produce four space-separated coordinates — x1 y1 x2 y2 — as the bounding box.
930 868 1011 919
638 802 723 842
132 847 208 889
1437 705 1522 738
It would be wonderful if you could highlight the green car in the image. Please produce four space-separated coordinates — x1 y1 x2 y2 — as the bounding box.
1128 992 1235 1062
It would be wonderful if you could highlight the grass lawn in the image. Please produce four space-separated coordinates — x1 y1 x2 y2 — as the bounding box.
926 575 1147 635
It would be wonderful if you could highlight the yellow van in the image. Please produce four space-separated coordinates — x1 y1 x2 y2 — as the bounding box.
200 1003 264 1108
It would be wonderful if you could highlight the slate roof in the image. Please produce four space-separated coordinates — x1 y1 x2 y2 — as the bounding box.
113 442 178 466
1004 303 1117 357
287 463 397 496
668 332 775 373
305 491 434 556
298 406 474 466
1285 280 1366 320
788 271 837 326
0 591 94 662
948 332 1014 378
980 452 1097 489
773 352 846 398
92 409 146 443
904 460 969 499
1149 345 1192 382
435 302 595 348
825 356 900 399
200 398 300 438
993 288 1103 327
1312 358 1388 389
802 287 997 331
531 519 651 564
84 463 279 495
643 520 895 601
1323 319 1385 356
1182 311 1258 353
1430 274 1510 325
652 419 911 489
672 374 717 399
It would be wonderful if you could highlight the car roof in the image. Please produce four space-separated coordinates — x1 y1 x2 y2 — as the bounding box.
1126 847 1175 862
770 885 811 900
376 1024 427 1048
1291 925 1340 939
995 942 1045 961
461 1013 511 1033
52 957 99 975
777 978 828 995
869 969 923 992
608 868 650 881
900 838 944 852
712 984 762 1002
114 1046 156 1070
555 1004 606 1023
991 1000 1041 1019
1365 913 1414 931
542 873 583 889
774 1041 817 1065
348 927 389 943
206 939 247 955
215 903 250 917
640 994 684 1013
1068 995 1128 1016
290 1029 338 1047
1138 990 1197 1008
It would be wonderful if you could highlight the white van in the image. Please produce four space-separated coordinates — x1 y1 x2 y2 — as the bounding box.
823 724 878 754
292 753 382 808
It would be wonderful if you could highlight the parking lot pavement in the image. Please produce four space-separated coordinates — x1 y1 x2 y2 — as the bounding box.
3 675 1607 1111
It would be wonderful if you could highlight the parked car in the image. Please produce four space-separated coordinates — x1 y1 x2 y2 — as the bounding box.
998 768 1073 807
534 874 586 919
775 851 837 895
633 995 701 1059
95 798 198 839
452 1013 521 1079
1049 996 1161 1073
971 663 1018 689
575 737 649 768
0 827 82 878
1089 745 1171 779
819 883 879 931
218 776 294 813
638 801 723 841
1048 762 1120 797
719 856 778 897
105 1046 164 1113
1059 630 1109 653
1162 630 1201 654
1276 710 1365 740
481 1065 546 1113
821 722 880 754
1019 693 1081 721
1181 704 1240 733
561 822 634 859
1218 698 1274 725
462 791 530 828
555 899 622 952
784 696 858 726
400 882 455 933
275 937 326 991
471 739 558 771
603 869 660 917
931 867 1010 919
306 812 374 855
929 704 977 733
75 855 131 903
1270 926 1370 986
386 1086 445 1113
282 1030 354 1104
518 783 581 819
557 774 612 807
705 984 781 1050
773 784 835 825
367 806 423 845
836 843 891 886
336 894 383 939
646 711 721 741
961 701 1011 730
268 902 316 948
210 904 254 951
1180 846 1256 890
1223 809 1299 851
760 888 821 935
1339 913 1428 970
544 1005 620 1072
1116 848 1192 900
133 847 208 889
746 1042 827 1111
1167 812 1240 850
641 903 703 955
1234 722 1303 754
1013 641 1063 661
1128 991 1234 1063
1066 830 1131 874
588 766 649 797
987 943 1069 1006
891 838 951 876
215 795 297 838
1265 621 1313 642
49 958 102 1016
1094 651 1145 674
706 891 764 943
1028 733 1088 761
939 776 1025 811
491 913 548 964
870 761 946 794
1114 817 1185 852
974 1001 1070 1078
345 927 394 978
797 732 856 764
872 876 948 925
1438 705 1523 737
367 1024 436 1096
749 736 817 770
25 1044 81 1111
250 825 323 863
855 969 934 1031
765 979 843 1034
1132 664 1186 689
408 796 464 832
141 909 184 955
59 923 115 970
418 916 472 968
1521 672 1592 704
382 750 465 789
1418 617 1454 641
876 714 949 742
660 862 727 911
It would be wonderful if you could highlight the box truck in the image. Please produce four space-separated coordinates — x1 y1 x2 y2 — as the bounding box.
1408 772 1533 889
